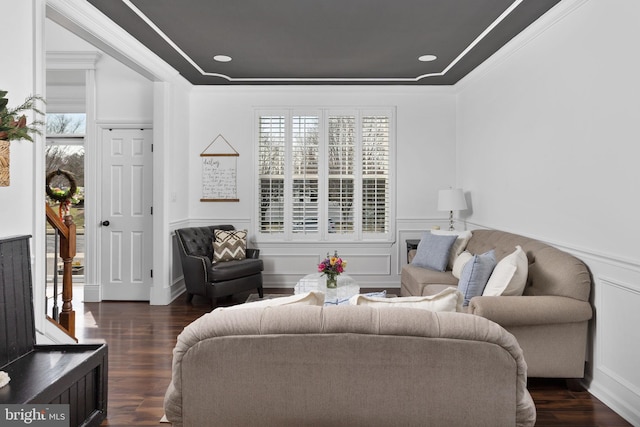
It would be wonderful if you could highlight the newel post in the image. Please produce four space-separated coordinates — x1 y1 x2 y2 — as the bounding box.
58 214 76 337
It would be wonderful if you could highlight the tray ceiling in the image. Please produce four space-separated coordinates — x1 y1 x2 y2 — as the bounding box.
86 0 562 85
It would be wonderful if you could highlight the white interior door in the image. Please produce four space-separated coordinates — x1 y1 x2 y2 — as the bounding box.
100 128 153 300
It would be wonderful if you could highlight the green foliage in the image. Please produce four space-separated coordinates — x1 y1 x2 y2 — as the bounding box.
0 89 45 142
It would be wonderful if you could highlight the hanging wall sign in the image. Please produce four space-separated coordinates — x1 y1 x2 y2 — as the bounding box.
200 134 239 202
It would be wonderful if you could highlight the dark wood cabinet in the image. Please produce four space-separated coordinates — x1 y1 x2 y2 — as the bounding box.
406 238 420 263
0 235 108 427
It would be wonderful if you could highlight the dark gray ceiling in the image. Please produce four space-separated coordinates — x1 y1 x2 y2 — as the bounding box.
86 0 561 85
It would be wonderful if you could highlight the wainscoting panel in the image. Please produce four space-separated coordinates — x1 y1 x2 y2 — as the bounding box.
589 273 640 425
598 278 640 391
262 253 322 276
262 252 393 288
339 254 391 276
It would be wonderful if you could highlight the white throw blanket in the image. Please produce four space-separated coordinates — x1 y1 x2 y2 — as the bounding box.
0 371 10 388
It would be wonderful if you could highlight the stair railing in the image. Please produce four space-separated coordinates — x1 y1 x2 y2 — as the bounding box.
45 203 76 339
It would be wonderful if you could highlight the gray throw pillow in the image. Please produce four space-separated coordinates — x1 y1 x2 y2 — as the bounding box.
458 249 496 306
411 231 458 272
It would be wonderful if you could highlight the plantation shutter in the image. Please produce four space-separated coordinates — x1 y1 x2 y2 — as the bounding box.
291 116 320 234
327 115 355 234
361 116 390 233
257 108 393 240
258 115 286 233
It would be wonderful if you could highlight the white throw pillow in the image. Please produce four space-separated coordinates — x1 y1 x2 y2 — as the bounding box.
431 230 472 270
219 291 325 310
483 246 528 296
452 250 473 279
348 287 463 312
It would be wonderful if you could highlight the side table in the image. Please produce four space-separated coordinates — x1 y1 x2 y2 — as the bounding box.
406 239 420 263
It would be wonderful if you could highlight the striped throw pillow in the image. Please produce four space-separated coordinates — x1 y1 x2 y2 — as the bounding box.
213 229 247 262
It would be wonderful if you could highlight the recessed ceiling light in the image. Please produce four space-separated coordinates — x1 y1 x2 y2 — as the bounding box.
213 55 232 63
418 55 437 62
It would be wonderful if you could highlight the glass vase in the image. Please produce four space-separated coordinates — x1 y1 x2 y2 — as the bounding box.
326 274 338 288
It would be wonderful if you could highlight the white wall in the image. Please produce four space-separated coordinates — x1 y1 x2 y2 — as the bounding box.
456 0 640 424
186 86 457 287
0 1 38 237
167 83 191 224
94 56 153 122
0 0 70 343
45 20 155 123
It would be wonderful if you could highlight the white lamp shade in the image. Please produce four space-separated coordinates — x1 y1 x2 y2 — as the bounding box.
438 188 467 211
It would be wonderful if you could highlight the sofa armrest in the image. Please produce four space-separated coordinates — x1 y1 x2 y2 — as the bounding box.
246 248 260 259
468 295 593 326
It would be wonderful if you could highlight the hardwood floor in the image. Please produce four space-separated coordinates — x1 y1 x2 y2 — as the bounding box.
74 291 631 427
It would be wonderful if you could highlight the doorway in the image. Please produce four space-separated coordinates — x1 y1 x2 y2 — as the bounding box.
45 68 88 312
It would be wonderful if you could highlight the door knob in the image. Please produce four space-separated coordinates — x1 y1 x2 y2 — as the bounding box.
102 220 110 226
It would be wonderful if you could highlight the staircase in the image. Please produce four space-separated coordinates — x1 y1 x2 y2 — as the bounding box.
45 203 77 341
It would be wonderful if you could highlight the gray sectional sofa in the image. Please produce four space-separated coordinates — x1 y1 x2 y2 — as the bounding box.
164 305 536 427
402 229 593 380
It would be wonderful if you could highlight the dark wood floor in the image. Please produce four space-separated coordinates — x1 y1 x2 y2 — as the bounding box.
74 291 632 427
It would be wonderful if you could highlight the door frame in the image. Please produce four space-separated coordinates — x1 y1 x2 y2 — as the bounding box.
93 123 153 301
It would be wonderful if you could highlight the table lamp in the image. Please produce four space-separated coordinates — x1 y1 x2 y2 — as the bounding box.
438 188 467 231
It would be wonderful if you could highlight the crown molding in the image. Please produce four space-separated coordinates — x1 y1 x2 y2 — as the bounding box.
46 51 101 70
454 0 590 93
46 0 180 83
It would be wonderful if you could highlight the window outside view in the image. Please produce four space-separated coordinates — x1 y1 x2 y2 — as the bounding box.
45 113 86 308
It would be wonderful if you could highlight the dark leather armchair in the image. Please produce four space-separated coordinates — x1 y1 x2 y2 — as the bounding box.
175 225 264 306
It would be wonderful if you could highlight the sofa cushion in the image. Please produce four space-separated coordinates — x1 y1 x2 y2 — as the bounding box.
431 230 472 270
213 229 247 262
484 245 528 296
458 250 496 306
401 264 458 297
209 257 264 282
421 284 456 296
219 291 325 310
411 232 457 272
349 287 463 312
452 250 473 279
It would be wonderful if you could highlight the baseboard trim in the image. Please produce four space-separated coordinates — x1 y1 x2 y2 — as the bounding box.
149 279 185 305
83 284 101 303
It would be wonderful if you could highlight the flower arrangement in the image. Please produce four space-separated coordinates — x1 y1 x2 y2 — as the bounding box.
318 251 347 288
0 90 45 142
1 90 45 186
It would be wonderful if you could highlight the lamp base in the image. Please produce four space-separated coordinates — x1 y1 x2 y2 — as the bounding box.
448 210 455 231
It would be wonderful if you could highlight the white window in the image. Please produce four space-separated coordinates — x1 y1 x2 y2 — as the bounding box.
257 108 394 241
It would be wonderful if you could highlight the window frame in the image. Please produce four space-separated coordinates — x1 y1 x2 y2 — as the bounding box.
254 107 396 243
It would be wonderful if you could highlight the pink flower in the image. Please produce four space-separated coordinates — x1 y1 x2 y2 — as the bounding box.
318 251 346 277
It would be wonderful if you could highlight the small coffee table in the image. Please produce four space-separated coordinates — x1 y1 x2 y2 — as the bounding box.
294 273 360 305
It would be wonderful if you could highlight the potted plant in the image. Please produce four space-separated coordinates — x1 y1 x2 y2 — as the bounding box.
0 89 45 186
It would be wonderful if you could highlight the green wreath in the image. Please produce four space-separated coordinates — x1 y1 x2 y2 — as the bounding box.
46 169 78 202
